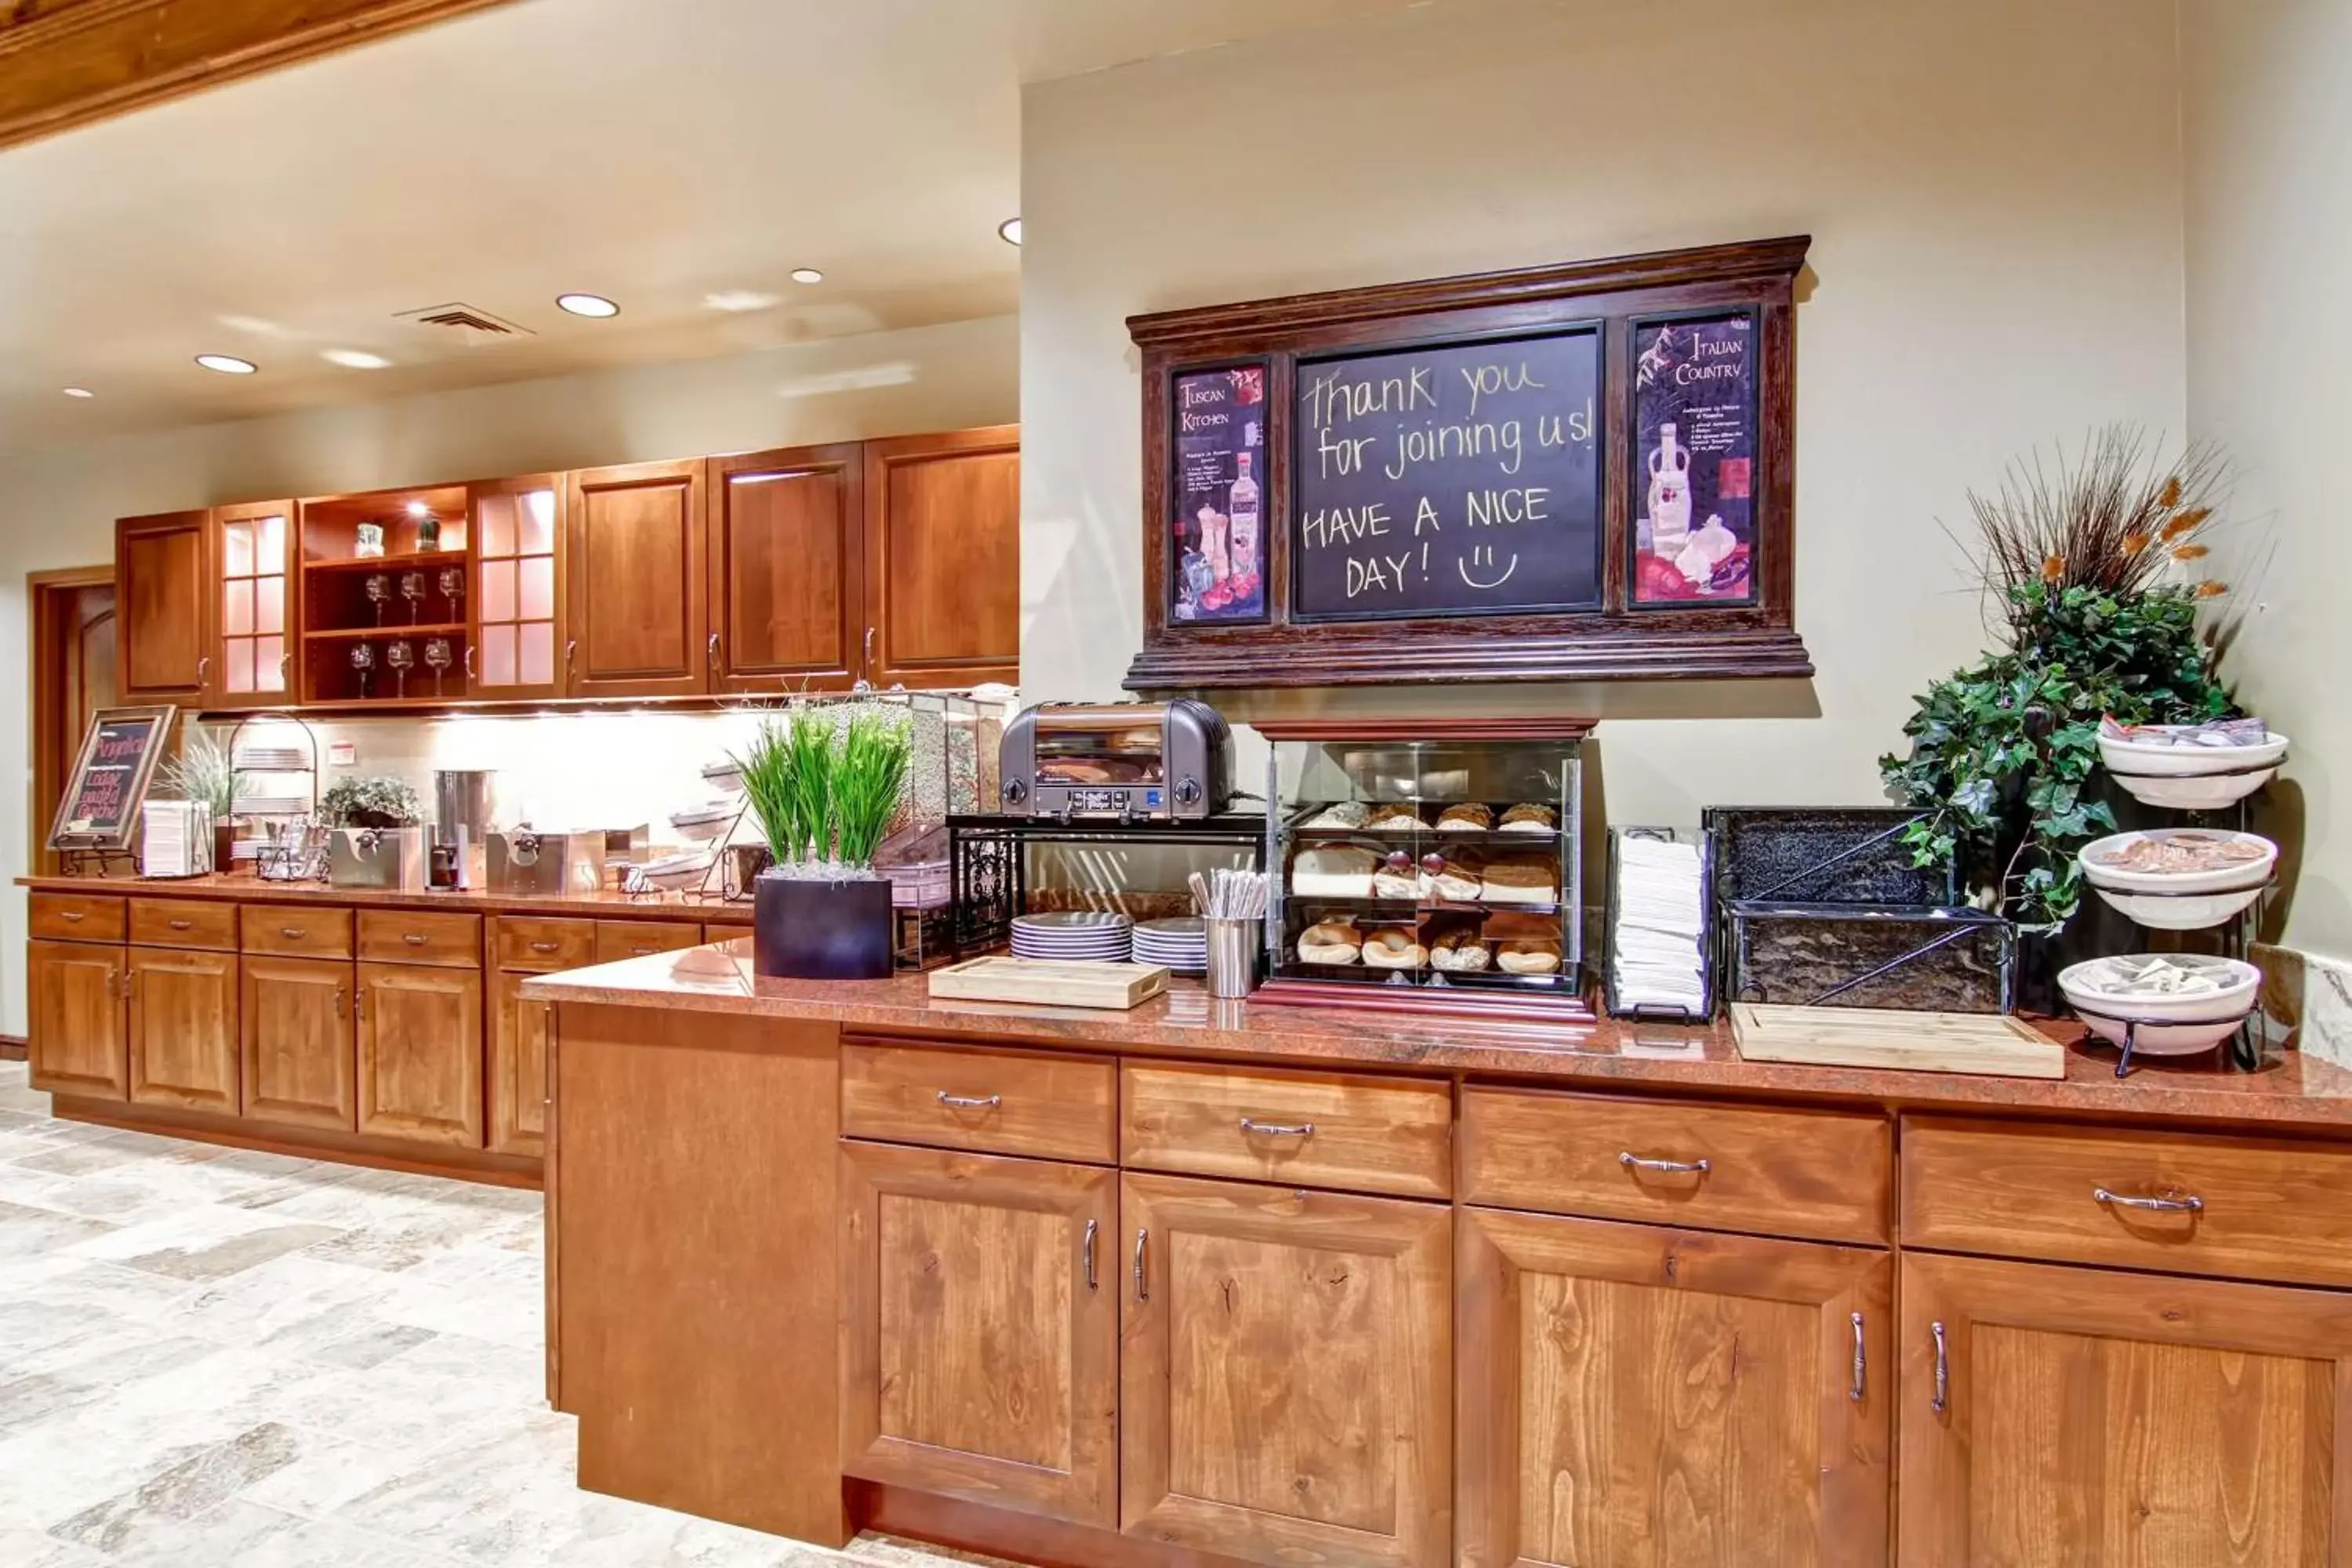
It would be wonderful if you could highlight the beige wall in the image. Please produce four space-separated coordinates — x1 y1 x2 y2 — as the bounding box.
2183 0 2351 959
1020 0 2188 823
0 313 1018 1035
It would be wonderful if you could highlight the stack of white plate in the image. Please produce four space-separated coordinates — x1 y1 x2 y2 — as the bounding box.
1011 912 1132 963
1131 916 1208 974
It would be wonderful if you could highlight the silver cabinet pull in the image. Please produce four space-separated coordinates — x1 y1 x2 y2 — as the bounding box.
936 1091 1001 1110
707 630 720 668
1082 1219 1098 1291
1930 1321 1949 1414
463 645 476 679
1849 1312 1865 1402
1133 1227 1149 1301
631 946 655 957
530 941 561 953
197 655 211 681
565 639 577 671
353 989 365 1022
402 933 428 946
333 987 347 1020
2095 1186 2204 1214
60 910 84 922
280 927 307 939
1239 1116 1314 1138
168 918 193 931
1620 1151 1711 1176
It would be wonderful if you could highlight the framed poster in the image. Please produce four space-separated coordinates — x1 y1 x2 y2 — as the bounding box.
47 705 176 852
1167 361 1270 625
1628 307 1761 607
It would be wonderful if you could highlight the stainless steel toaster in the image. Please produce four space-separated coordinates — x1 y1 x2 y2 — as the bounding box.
996 701 1233 820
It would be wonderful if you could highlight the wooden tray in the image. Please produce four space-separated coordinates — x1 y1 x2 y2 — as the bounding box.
1731 1003 2064 1080
928 956 1171 1011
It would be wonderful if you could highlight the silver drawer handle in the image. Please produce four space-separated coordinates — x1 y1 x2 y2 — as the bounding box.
1239 1117 1314 1138
936 1091 1000 1110
530 942 562 953
60 911 84 922
281 927 307 938
1849 1312 1865 1402
1930 1320 1949 1414
167 919 193 931
2095 1186 2204 1214
1620 1151 1711 1176
1082 1219 1098 1292
1133 1227 1149 1301
402 933 429 946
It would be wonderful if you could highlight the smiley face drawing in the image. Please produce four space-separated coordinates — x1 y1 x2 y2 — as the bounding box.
1458 543 1519 590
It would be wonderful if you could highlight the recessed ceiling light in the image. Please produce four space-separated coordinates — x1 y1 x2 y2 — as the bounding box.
703 289 782 313
789 267 825 285
322 348 393 369
556 292 620 318
61 386 96 399
194 354 258 375
998 217 1022 246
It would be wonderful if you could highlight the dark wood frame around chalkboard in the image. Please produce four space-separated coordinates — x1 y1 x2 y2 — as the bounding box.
1124 234 1811 691
46 703 176 853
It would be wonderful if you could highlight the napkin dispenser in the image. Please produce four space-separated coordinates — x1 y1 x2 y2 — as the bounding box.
488 829 608 895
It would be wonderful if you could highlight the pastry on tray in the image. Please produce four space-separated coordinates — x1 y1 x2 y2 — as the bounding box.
1498 802 1559 834
1291 844 1377 898
1435 803 1493 833
1365 804 1425 833
1429 930 1493 972
1359 926 1428 969
1297 919 1361 965
1420 848 1484 902
1496 938 1563 975
1372 851 1425 900
1301 801 1370 830
1479 854 1559 904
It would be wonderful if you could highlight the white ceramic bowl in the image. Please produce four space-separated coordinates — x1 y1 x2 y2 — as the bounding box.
700 760 745 795
2100 731 2287 811
2060 954 2259 1057
2079 828 2277 894
640 850 713 890
2088 884 2267 931
669 803 738 841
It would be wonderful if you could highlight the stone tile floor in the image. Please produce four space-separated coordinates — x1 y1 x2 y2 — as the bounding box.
0 1062 994 1568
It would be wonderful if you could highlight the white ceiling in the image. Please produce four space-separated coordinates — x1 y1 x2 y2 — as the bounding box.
0 0 1419 454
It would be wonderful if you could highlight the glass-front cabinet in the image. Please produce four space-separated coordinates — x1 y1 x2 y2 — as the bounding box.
214 501 291 701
1259 720 1594 1021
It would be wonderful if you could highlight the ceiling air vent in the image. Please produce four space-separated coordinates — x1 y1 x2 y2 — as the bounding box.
393 303 534 343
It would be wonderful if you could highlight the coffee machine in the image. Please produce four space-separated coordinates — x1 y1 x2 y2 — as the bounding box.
431 769 496 891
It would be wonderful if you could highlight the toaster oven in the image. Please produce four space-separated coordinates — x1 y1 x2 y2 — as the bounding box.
997 701 1233 820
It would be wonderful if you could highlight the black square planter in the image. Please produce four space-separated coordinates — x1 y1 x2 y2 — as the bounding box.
753 873 895 980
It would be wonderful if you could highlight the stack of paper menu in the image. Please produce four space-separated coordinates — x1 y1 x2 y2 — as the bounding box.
1612 834 1706 1014
141 801 212 877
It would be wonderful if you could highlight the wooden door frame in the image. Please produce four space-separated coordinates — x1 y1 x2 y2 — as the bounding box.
27 564 118 889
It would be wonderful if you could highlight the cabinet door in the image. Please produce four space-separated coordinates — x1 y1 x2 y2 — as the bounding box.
126 947 238 1112
1120 1172 1450 1568
564 459 706 698
840 1142 1118 1526
1900 1252 2350 1566
209 500 294 705
1457 1208 1889 1568
27 939 126 1099
357 961 485 1146
115 509 210 702
488 969 550 1156
471 474 565 701
862 426 1020 689
240 955 355 1131
707 444 865 692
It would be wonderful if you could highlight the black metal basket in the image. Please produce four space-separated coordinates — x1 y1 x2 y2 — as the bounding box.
1703 807 1956 906
1726 902 2015 1014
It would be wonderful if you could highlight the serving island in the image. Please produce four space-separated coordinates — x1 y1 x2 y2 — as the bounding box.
527 942 2352 1568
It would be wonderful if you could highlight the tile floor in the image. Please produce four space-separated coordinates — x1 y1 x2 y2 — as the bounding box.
0 1062 989 1568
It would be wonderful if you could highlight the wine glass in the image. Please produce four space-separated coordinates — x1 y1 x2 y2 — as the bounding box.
423 637 453 697
399 572 426 625
387 640 415 699
437 567 465 623
364 574 390 626
349 641 376 699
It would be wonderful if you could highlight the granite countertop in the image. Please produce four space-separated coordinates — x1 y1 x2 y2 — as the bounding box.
524 939 2352 1133
17 873 754 924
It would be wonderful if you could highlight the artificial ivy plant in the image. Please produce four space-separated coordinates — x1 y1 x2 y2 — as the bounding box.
1880 426 2238 932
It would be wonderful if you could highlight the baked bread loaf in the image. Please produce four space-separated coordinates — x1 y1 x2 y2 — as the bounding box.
1372 852 1425 900
1301 801 1370 830
1359 927 1428 969
1292 845 1377 898
1421 849 1484 902
1429 931 1492 972
1496 937 1563 975
1479 855 1559 904
1366 804 1424 834
1499 802 1558 834
1297 919 1360 965
1436 803 1494 833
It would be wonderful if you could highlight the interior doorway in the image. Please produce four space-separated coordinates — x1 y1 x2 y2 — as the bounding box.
30 566 118 878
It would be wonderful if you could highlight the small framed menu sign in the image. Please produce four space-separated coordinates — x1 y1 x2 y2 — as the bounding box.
1126 235 1811 691
47 705 175 853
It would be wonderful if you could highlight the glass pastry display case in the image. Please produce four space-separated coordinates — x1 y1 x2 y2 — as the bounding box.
1258 720 1593 1022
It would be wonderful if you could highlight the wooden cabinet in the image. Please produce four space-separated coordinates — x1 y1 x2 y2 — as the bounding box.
126 947 238 1112
565 459 707 698
209 499 293 705
1898 1252 2350 1564
1119 1173 1450 1568
471 474 567 701
1457 1207 1890 1568
115 508 210 702
840 1142 1119 1526
862 426 1021 689
489 969 550 1156
840 1041 1116 1164
1122 1062 1452 1199
27 938 127 1099
357 961 484 1146
239 955 355 1131
707 443 866 691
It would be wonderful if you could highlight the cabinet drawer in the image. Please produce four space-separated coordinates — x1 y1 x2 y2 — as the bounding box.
593 920 703 964
496 916 596 973
1461 1087 1890 1245
358 910 482 968
1902 1117 2352 1289
842 1041 1115 1163
129 898 238 951
241 906 354 960
31 892 125 943
1122 1062 1452 1199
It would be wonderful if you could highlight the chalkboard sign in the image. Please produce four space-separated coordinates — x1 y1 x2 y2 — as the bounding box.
1290 327 1602 622
48 706 175 851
